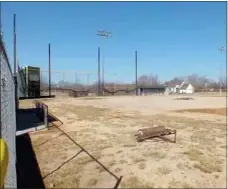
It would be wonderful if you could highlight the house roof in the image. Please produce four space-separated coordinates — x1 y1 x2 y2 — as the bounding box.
166 80 183 88
180 83 189 90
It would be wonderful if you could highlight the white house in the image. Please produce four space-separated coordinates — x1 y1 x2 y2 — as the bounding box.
167 81 194 94
167 81 183 93
179 82 194 94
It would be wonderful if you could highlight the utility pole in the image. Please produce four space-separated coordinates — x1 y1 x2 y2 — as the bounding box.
218 46 225 96
98 46 101 96
48 43 51 96
97 30 112 96
135 50 138 96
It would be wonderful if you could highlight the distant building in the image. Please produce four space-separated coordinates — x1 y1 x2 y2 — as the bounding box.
17 66 41 98
167 80 183 93
137 85 167 95
179 82 194 94
167 81 194 94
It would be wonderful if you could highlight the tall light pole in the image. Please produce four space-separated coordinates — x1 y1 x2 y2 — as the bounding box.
135 51 138 96
97 30 112 96
218 46 225 96
98 47 101 95
48 43 51 96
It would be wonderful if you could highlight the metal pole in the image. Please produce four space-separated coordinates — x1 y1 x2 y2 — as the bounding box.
135 50 138 96
218 46 225 96
48 43 51 96
219 61 222 96
98 46 101 96
97 30 111 96
14 14 16 74
102 51 105 96
0 2 2 136
13 14 18 109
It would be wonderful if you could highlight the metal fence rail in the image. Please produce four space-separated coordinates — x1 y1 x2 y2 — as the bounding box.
34 101 48 128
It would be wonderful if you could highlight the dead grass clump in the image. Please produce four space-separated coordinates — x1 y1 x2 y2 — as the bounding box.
183 148 204 161
44 174 81 188
76 152 101 166
123 144 136 148
157 166 172 175
108 160 116 167
143 151 166 159
138 162 146 169
114 167 122 173
76 156 94 165
176 108 226 116
184 148 224 173
176 162 192 170
132 156 146 164
193 158 223 173
63 105 109 120
182 182 194 188
120 159 128 164
168 179 181 188
96 166 105 173
121 176 154 188
87 178 98 186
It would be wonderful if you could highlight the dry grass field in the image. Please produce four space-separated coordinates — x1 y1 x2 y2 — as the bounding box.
20 95 226 188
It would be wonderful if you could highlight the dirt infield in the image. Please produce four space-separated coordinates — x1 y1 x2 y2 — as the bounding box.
20 95 226 188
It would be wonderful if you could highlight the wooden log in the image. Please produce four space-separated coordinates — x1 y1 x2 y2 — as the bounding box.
137 126 166 138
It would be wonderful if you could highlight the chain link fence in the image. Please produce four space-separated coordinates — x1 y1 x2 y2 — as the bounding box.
0 36 17 187
40 70 99 97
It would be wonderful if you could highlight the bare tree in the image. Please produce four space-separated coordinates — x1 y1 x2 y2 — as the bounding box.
137 74 160 86
220 74 227 90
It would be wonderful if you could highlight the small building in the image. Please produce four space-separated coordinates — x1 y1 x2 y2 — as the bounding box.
167 81 183 93
167 81 194 94
17 66 41 98
179 82 194 94
137 85 167 95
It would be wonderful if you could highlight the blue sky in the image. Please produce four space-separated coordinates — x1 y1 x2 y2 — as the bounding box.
2 2 227 84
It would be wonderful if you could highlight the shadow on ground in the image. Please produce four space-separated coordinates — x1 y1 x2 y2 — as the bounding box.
16 108 44 132
16 133 45 189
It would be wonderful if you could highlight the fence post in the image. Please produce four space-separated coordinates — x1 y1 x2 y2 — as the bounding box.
44 106 48 129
